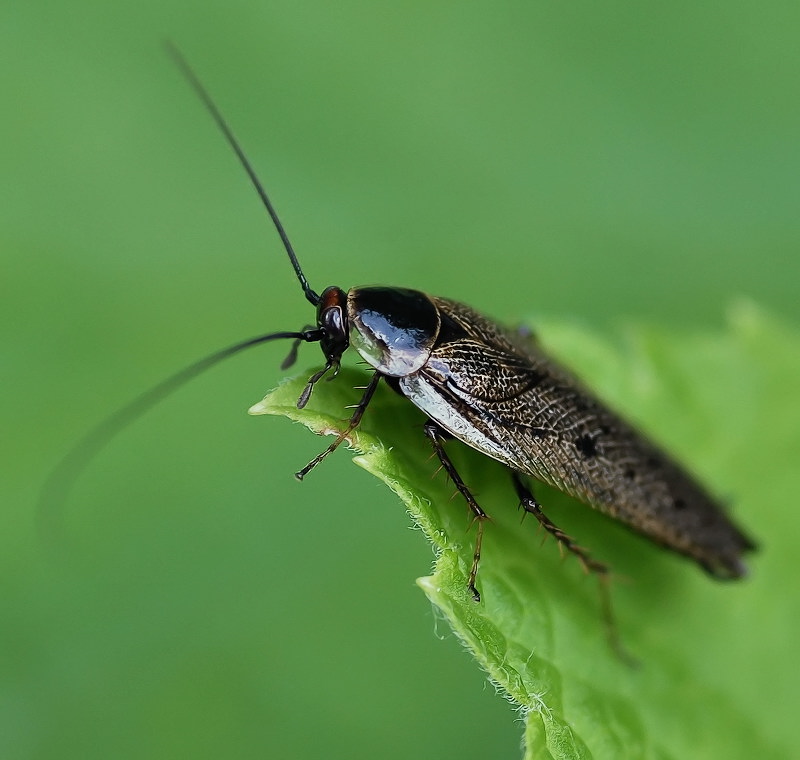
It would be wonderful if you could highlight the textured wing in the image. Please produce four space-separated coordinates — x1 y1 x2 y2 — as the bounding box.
398 296 754 578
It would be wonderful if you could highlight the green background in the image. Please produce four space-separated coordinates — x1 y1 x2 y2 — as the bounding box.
2 1 798 758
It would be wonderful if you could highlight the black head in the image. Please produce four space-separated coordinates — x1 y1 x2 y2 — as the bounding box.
283 285 352 410
317 286 350 362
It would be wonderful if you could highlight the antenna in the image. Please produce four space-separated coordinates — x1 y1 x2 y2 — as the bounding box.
165 41 321 306
38 48 331 543
38 329 322 544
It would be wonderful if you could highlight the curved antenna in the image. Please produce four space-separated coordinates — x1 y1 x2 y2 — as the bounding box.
38 329 321 544
165 41 321 307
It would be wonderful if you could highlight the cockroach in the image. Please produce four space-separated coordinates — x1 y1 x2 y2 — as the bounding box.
42 47 755 615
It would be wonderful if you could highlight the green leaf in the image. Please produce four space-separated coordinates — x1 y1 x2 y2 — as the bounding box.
249 302 797 760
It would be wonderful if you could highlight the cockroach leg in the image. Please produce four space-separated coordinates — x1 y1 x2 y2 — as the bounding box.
423 421 487 602
511 472 609 576
511 473 636 664
295 371 381 480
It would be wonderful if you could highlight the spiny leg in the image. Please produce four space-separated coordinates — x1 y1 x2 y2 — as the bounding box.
511 472 609 576
511 473 636 665
295 371 381 480
423 421 487 602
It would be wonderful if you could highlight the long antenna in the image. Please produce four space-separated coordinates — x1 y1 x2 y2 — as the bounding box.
39 48 326 544
38 330 321 543
165 41 320 306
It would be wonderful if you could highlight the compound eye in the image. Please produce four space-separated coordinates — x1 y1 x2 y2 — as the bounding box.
321 305 344 337
317 286 349 360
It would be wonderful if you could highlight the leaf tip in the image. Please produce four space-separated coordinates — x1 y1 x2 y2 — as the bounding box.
248 398 270 416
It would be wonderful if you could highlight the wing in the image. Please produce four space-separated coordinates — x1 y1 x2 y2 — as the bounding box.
398 296 754 578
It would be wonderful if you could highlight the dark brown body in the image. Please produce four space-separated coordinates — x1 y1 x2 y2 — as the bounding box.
163 50 753 595
396 296 754 579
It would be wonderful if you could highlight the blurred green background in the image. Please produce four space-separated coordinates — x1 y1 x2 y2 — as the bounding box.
2 1 798 758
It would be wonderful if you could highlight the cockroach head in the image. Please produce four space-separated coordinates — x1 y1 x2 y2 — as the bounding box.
316 286 349 363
